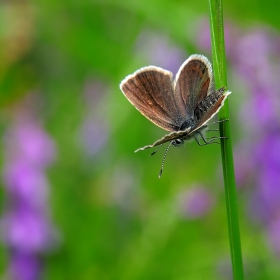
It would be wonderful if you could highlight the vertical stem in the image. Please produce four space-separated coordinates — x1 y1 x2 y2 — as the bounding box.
208 0 244 279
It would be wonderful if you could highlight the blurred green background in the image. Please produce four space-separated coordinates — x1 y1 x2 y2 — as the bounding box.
1 0 280 279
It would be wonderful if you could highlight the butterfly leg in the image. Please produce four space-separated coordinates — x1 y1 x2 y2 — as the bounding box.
194 134 216 146
194 135 204 146
207 119 229 126
206 137 228 144
206 119 229 132
199 131 220 145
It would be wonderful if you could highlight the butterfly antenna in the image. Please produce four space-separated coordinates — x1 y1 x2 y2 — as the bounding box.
150 144 163 156
158 142 172 178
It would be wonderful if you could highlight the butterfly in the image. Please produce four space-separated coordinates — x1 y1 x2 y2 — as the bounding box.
120 54 231 177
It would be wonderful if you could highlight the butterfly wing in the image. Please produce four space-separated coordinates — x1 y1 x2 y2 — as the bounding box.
135 126 192 152
120 67 186 132
174 54 213 118
120 66 185 131
192 87 231 133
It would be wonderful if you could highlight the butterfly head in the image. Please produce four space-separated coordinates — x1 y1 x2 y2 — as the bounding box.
171 138 185 147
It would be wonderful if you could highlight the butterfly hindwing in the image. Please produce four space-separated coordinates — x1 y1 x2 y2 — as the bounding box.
135 126 191 152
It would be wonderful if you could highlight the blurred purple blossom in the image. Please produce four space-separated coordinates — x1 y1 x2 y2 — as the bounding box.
197 19 240 58
78 79 109 157
83 78 109 107
179 186 215 219
135 30 186 74
1 203 56 252
8 251 42 280
111 164 140 212
267 218 280 255
79 118 108 157
0 117 58 279
4 161 49 208
4 121 56 168
233 142 255 186
197 22 280 255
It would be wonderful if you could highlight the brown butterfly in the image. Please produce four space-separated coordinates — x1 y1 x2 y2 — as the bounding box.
120 54 231 177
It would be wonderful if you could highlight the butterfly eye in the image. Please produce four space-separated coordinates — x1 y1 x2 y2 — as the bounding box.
172 139 184 146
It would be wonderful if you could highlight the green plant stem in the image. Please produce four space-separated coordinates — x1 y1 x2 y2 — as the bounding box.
208 0 244 279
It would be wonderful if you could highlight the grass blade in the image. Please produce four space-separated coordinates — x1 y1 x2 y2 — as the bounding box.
208 0 245 279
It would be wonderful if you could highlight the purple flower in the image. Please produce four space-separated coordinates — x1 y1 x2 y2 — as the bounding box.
4 121 56 168
240 94 278 135
197 21 280 256
0 117 58 279
196 19 240 57
8 251 42 280
78 79 109 157
3 161 49 207
233 31 280 255
179 186 215 219
135 30 186 74
234 142 255 187
79 117 108 157
254 132 280 169
255 149 280 216
267 218 280 255
1 204 55 252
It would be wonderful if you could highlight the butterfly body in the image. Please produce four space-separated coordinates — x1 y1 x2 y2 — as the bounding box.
120 54 231 153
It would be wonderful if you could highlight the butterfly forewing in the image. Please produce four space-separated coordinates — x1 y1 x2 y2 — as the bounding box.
174 54 213 117
120 67 186 132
